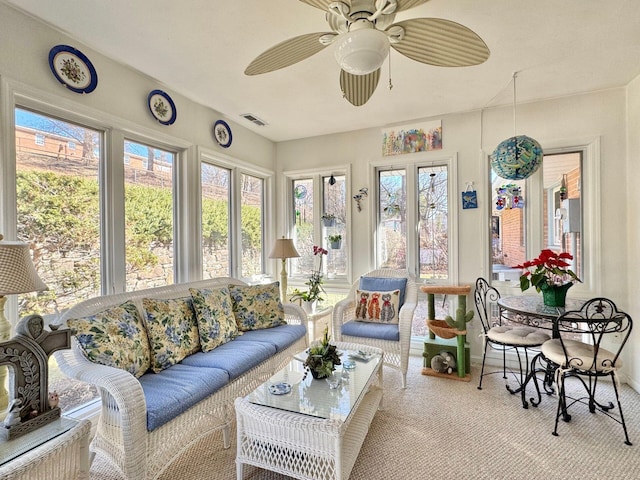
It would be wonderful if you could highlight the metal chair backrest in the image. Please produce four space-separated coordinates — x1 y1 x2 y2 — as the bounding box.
555 297 632 372
474 277 501 334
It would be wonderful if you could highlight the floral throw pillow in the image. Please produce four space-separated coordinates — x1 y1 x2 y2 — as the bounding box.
354 289 401 324
228 283 286 331
142 297 201 373
68 300 151 378
189 287 239 352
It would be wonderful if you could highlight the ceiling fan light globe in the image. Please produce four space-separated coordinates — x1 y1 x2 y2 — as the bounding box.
334 28 389 75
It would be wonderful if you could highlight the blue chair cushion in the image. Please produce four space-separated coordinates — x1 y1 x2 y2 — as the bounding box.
360 277 407 307
341 320 400 342
182 340 275 380
233 324 306 352
139 364 229 431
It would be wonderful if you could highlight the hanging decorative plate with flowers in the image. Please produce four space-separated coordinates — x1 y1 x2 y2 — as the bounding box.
147 90 177 125
48 45 98 94
213 120 233 148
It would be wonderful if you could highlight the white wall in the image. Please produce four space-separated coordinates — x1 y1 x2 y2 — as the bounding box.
277 87 636 387
626 75 640 391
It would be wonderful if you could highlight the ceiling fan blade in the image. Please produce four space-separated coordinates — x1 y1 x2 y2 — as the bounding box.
396 0 431 12
245 33 331 75
340 69 380 106
390 18 490 67
298 0 343 11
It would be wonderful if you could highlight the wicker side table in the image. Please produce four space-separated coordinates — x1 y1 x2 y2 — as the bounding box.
0 418 91 480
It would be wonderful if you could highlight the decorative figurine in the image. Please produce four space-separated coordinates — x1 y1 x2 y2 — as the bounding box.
3 399 22 428
48 391 59 409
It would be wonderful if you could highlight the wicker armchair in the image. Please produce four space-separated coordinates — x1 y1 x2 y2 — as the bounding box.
332 269 417 388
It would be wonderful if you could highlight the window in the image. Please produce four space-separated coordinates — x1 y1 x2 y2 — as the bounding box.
15 107 102 412
124 140 175 290
378 169 407 269
240 173 264 278
200 154 270 280
376 162 452 281
34 132 44 146
201 162 231 278
288 171 349 281
491 151 583 284
418 166 449 280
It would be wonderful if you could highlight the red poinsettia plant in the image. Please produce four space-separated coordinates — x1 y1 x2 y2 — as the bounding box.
512 249 581 292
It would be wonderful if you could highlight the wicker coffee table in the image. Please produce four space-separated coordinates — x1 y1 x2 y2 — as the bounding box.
235 342 383 480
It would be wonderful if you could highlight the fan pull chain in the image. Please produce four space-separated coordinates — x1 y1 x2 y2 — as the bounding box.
512 71 518 136
388 49 393 91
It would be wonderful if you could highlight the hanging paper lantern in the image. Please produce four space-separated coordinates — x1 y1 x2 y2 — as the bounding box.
490 135 543 180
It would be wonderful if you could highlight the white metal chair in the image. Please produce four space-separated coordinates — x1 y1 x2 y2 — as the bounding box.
332 269 417 388
474 277 551 408
538 297 633 445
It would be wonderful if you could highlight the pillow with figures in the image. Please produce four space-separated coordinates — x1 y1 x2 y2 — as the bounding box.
228 282 286 331
142 297 201 373
68 300 151 378
189 287 239 352
354 289 401 324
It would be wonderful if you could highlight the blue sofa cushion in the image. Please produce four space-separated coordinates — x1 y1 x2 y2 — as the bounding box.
139 364 229 431
181 340 275 380
233 324 306 352
360 277 407 307
341 320 400 342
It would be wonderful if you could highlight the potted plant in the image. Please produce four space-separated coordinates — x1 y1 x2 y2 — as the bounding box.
290 245 327 312
328 234 342 249
304 326 341 379
321 213 336 227
512 249 581 306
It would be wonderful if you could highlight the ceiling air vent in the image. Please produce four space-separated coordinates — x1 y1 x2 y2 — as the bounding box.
240 113 267 126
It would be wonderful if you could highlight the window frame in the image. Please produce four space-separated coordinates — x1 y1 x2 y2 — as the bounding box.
198 147 273 281
283 165 352 286
487 139 600 296
370 154 459 283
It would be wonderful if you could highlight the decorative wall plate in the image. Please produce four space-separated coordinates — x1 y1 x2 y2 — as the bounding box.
213 120 232 148
48 45 98 94
147 90 177 125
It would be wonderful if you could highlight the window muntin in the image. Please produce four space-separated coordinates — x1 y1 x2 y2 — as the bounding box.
15 107 102 412
124 140 175 290
240 173 264 278
201 162 231 278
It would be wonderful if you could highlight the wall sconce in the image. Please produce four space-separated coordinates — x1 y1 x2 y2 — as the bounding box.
353 187 368 212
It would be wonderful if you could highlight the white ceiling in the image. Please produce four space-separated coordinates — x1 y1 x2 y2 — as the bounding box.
5 0 640 142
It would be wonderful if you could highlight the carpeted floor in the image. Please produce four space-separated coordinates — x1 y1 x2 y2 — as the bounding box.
90 355 640 479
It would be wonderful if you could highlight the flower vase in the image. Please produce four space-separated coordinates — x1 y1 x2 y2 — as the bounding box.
302 300 317 314
310 368 328 380
540 282 572 307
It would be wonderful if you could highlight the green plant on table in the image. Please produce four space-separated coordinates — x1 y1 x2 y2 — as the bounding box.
304 326 341 379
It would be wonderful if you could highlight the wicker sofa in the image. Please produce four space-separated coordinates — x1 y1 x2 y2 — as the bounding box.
54 277 308 480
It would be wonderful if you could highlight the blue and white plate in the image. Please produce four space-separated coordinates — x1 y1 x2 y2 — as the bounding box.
48 45 98 94
148 90 177 125
213 120 232 148
269 382 292 395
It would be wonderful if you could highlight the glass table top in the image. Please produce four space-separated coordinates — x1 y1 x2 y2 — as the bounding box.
498 295 585 320
247 349 381 421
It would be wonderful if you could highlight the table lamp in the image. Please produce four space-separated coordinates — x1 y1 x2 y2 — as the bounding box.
0 237 48 414
268 237 299 302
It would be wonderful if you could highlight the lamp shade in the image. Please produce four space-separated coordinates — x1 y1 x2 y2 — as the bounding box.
490 135 543 180
334 27 389 75
0 241 48 295
269 238 300 260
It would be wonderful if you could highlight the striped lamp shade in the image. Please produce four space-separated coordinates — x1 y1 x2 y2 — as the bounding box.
0 241 47 296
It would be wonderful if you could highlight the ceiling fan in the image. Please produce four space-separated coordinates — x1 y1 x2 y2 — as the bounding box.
245 0 490 106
